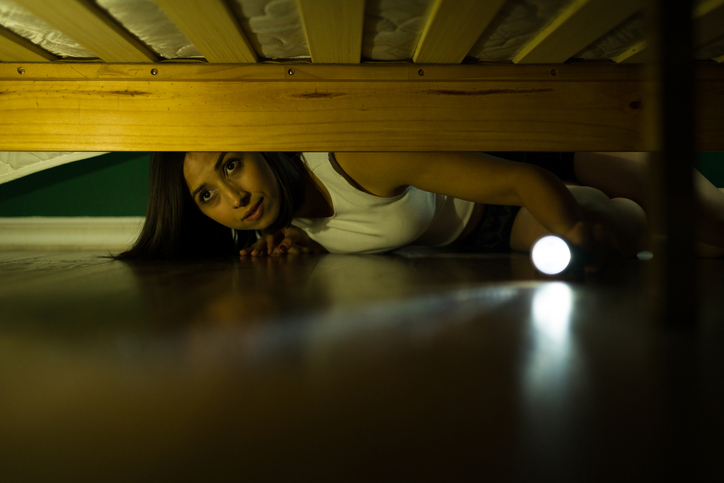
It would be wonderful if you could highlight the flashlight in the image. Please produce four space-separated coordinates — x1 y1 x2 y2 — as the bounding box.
531 235 588 275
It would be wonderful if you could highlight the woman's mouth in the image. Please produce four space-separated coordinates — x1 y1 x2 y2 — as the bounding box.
244 199 264 221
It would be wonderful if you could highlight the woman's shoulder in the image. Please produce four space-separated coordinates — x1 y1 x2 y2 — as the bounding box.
299 152 330 170
332 152 408 197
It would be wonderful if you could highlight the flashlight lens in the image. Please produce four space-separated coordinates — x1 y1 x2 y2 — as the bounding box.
531 236 572 275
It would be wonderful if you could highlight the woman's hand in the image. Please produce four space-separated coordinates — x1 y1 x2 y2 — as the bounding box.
275 225 326 255
239 226 326 257
239 232 281 257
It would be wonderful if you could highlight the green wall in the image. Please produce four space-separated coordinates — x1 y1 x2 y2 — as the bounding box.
0 152 722 217
0 152 150 216
697 152 724 187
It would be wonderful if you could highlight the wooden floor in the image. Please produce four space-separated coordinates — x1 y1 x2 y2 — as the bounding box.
1 249 723 481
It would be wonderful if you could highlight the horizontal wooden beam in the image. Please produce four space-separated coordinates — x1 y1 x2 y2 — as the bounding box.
0 63 658 82
0 64 721 152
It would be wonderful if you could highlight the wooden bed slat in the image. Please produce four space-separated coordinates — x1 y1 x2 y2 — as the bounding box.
413 0 507 64
617 0 724 63
514 0 644 64
0 26 56 62
694 0 724 47
13 0 157 63
2 63 721 152
153 0 257 64
614 41 653 64
296 0 364 63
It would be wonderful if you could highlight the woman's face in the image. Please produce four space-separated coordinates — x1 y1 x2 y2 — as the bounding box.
183 152 280 231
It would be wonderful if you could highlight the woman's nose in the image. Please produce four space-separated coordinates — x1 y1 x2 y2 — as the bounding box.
224 187 249 208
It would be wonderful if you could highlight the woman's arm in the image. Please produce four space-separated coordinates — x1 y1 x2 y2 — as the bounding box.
333 151 586 242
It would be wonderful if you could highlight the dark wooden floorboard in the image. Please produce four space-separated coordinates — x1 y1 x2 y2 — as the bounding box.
0 250 722 480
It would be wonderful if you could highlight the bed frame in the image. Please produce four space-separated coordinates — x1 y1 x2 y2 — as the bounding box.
1 0 722 324
0 0 722 152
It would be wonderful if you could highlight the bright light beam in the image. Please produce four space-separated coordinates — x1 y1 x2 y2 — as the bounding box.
531 236 572 275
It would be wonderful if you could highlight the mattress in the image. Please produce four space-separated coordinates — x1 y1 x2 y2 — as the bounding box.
1 0 721 63
0 152 107 185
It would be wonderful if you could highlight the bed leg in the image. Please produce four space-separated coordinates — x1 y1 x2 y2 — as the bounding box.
647 0 699 328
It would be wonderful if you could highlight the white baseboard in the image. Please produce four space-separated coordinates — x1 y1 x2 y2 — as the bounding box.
0 217 145 250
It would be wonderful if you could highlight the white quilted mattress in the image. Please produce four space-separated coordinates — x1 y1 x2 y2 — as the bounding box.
0 152 107 185
2 0 718 63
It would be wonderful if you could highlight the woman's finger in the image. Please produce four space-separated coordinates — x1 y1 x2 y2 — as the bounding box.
261 234 278 256
278 236 294 253
268 236 292 255
240 241 262 256
241 234 273 257
263 234 277 255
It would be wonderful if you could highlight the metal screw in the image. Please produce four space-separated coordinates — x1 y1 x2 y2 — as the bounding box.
551 68 558 76
288 68 295 75
17 67 25 74
151 68 158 75
418 69 425 76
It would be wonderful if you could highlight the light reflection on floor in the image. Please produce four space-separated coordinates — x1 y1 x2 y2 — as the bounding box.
532 282 573 342
187 282 530 368
2 251 723 480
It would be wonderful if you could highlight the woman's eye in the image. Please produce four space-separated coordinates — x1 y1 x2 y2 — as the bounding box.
200 190 213 203
225 159 239 173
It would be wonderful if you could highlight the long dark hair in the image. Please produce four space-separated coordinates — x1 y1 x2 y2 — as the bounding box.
115 152 305 260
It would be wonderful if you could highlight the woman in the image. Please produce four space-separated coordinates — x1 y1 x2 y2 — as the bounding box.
117 151 724 262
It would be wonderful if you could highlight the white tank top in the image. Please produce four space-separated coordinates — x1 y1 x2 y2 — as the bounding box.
291 152 475 254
